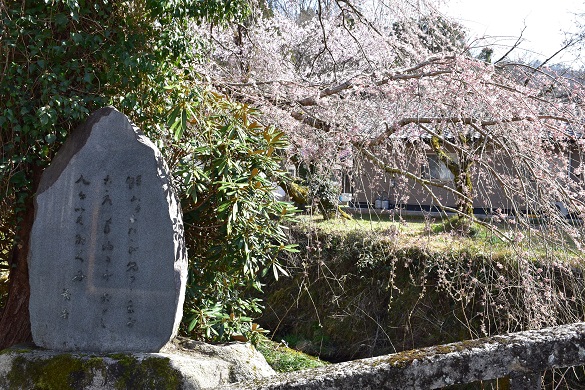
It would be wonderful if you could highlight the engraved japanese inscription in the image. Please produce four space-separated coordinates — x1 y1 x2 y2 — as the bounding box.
28 107 187 352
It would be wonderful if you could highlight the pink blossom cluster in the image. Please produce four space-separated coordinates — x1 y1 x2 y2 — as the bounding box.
191 0 585 247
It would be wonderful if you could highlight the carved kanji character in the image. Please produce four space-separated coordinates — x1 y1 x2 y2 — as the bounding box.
75 175 90 185
102 194 112 206
75 234 85 245
126 261 138 272
103 218 112 234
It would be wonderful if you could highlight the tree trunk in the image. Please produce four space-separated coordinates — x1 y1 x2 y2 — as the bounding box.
0 167 42 349
0 200 33 349
453 160 475 235
430 135 475 222
455 165 474 219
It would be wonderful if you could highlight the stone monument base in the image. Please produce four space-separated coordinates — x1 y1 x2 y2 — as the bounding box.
0 338 274 389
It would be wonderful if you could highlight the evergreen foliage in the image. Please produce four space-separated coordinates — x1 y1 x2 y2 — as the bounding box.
0 0 294 342
167 89 297 340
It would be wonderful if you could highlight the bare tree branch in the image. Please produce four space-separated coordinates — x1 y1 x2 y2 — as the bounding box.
494 24 527 64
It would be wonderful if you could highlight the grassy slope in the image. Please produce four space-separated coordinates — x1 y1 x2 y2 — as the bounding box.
301 213 581 264
259 213 585 364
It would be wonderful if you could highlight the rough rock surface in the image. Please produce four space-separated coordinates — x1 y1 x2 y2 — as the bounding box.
28 106 187 352
0 338 274 389
220 322 585 389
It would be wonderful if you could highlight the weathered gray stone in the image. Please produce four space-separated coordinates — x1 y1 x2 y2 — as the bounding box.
220 322 585 390
0 339 275 389
28 106 187 352
165 338 276 387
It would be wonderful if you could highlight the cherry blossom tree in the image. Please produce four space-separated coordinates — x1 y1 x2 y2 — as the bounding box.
193 0 585 244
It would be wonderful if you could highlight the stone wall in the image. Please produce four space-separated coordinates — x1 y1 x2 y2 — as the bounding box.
222 322 585 389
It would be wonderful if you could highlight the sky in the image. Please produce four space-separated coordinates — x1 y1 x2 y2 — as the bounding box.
442 0 584 66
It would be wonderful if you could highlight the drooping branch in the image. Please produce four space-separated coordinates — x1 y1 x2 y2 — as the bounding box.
368 115 571 147
354 143 505 238
291 111 332 131
298 80 354 106
195 5 585 248
297 56 457 107
354 144 474 204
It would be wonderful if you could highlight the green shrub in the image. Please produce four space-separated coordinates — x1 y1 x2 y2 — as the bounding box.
166 91 298 341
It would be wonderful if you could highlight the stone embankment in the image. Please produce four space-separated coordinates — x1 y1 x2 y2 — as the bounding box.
222 322 585 390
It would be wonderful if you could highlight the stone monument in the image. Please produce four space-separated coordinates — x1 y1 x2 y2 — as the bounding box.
28 106 188 352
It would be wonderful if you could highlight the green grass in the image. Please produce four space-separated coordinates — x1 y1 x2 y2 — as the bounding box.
294 213 582 263
256 337 328 372
296 213 505 247
296 213 427 235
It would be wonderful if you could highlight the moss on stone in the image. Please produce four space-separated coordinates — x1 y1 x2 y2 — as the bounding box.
3 352 181 390
109 354 181 390
0 347 33 355
5 353 105 390
257 337 328 372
